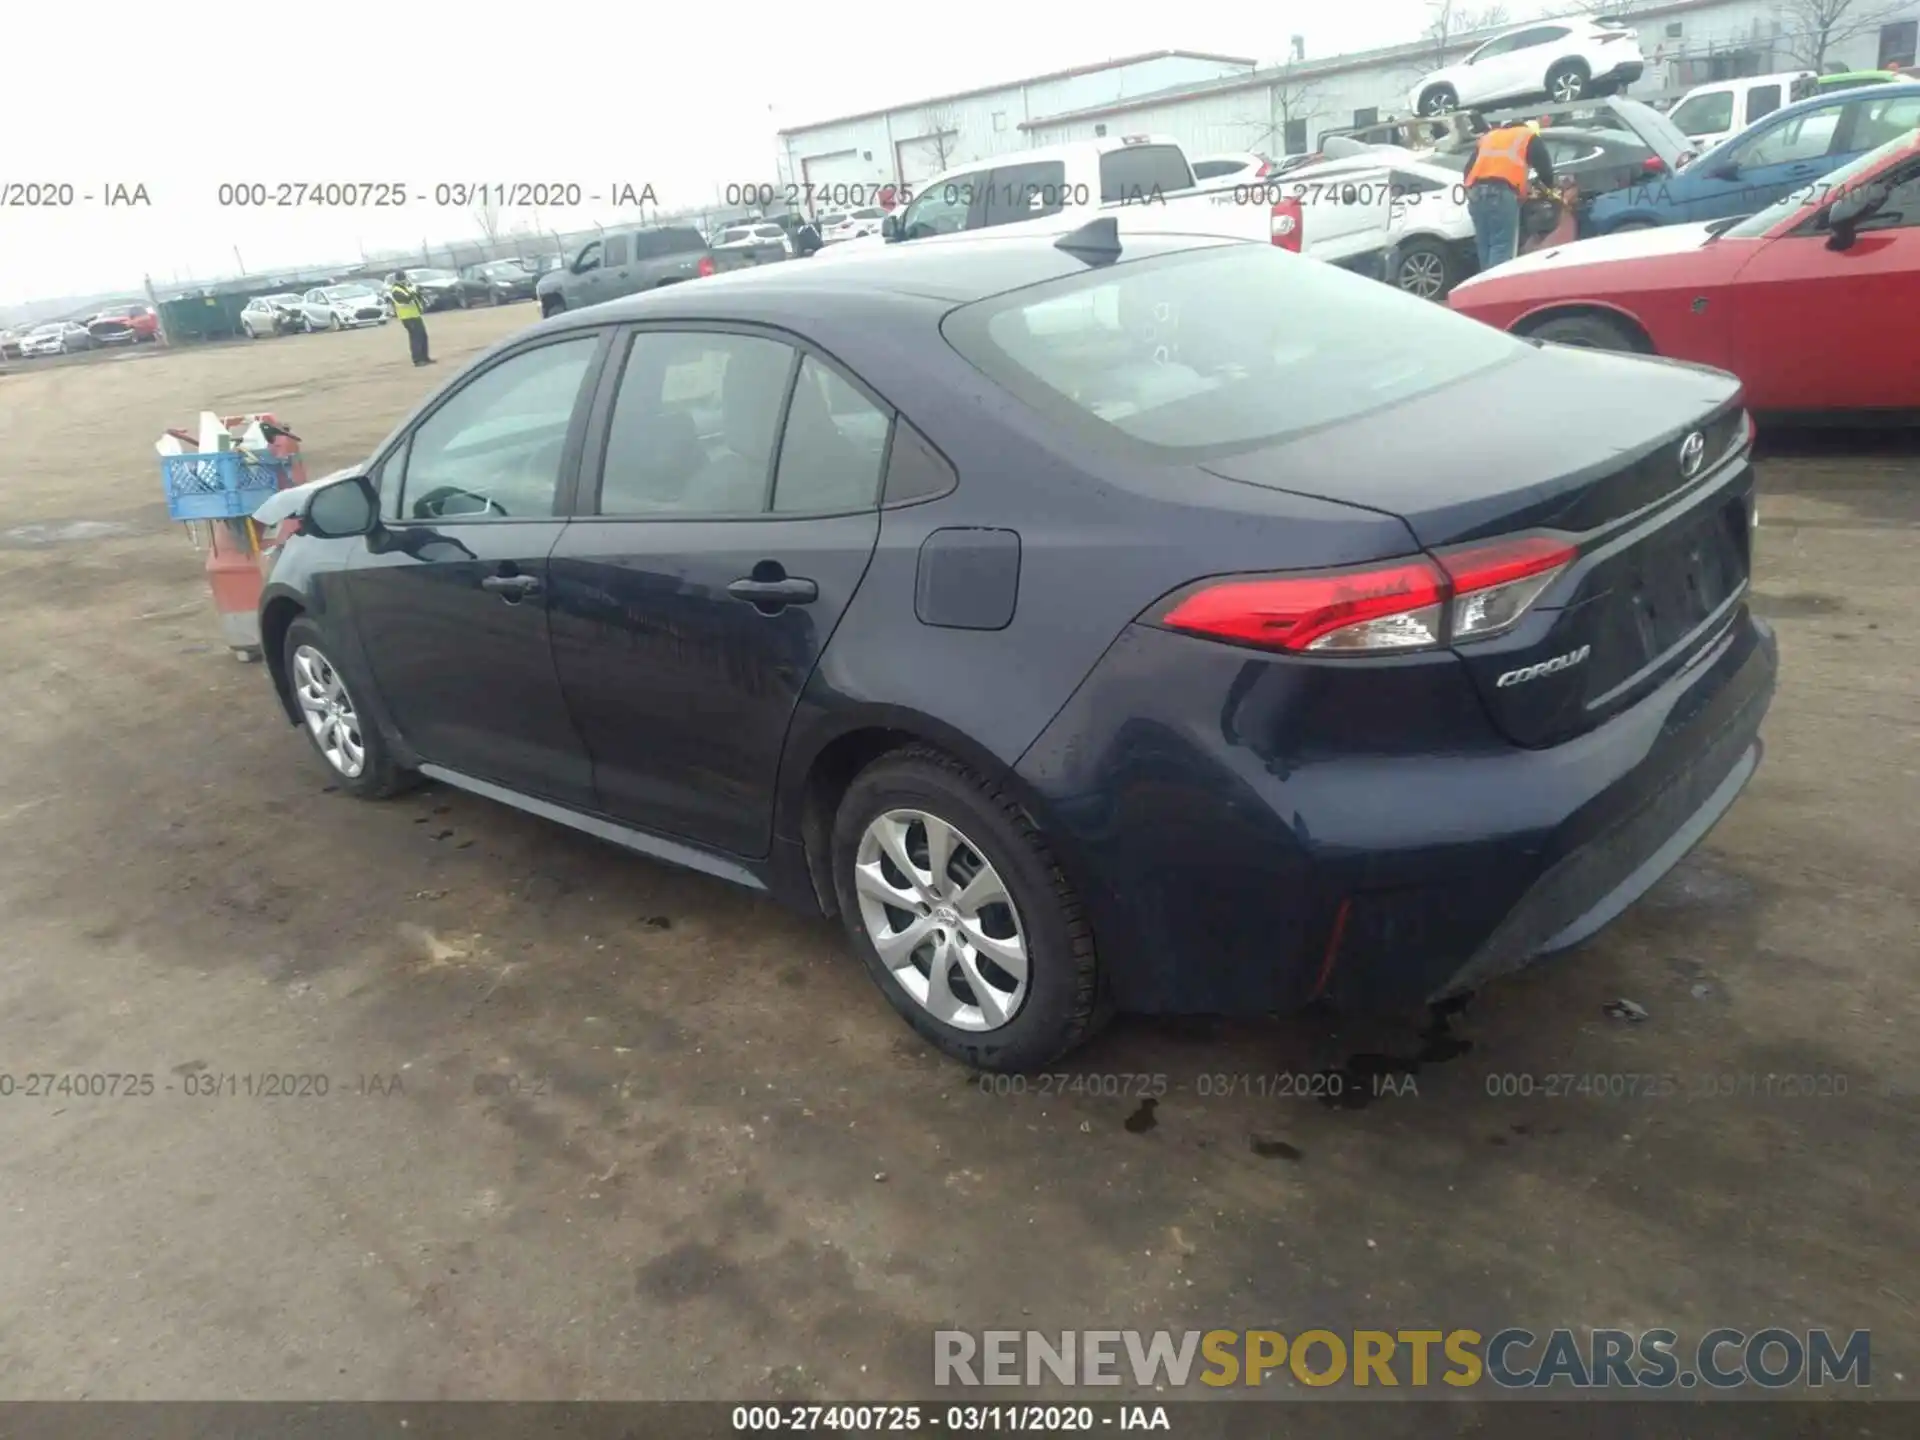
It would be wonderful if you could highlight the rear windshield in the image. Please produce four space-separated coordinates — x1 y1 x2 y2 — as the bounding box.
942 244 1521 459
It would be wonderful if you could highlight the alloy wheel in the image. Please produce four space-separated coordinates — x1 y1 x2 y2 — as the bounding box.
853 809 1029 1032
291 644 366 778
1398 250 1448 298
1552 72 1585 102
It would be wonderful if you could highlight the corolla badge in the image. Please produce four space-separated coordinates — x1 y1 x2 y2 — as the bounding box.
1497 645 1590 688
1678 431 1706 478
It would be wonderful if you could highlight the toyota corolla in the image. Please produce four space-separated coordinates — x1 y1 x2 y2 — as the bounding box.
252 221 1777 1072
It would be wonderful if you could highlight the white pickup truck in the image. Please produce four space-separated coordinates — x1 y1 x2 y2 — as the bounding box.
809 134 1289 259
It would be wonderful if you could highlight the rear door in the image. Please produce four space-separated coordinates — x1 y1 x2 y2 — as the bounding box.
546 325 888 855
346 330 609 805
1724 151 1920 410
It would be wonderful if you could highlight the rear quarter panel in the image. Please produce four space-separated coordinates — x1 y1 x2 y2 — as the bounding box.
770 291 1418 835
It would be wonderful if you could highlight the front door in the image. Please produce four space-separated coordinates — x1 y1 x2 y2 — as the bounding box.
1726 153 1920 411
547 326 888 856
347 331 607 806
1684 101 1846 222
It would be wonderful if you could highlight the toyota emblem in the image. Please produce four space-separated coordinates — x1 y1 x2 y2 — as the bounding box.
1678 431 1706 478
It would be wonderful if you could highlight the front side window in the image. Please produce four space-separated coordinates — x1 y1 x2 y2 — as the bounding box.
899 173 982 239
772 357 891 514
1733 105 1843 168
598 331 797 516
944 244 1521 460
1749 84 1783 121
1723 129 1918 235
398 337 598 521
573 240 601 273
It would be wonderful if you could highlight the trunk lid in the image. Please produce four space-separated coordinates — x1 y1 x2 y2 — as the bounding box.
1203 346 1753 745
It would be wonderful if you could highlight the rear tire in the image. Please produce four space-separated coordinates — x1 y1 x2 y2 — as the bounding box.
1392 238 1457 300
1418 84 1457 116
282 618 407 799
1524 312 1646 353
1546 60 1589 103
831 746 1101 1073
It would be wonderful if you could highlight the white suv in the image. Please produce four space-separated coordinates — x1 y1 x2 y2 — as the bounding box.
1409 18 1646 116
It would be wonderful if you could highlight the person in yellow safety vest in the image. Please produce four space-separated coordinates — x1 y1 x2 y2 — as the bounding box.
1463 118 1557 273
387 272 434 367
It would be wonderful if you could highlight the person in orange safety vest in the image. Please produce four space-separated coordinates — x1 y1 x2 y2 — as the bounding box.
1464 118 1557 272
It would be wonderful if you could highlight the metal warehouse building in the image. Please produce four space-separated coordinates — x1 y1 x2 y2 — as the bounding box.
1025 0 1920 154
775 51 1258 197
779 2 1919 187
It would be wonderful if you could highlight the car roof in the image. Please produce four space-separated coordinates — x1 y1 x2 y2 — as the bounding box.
919 133 1187 187
553 228 1240 317
1691 80 1920 158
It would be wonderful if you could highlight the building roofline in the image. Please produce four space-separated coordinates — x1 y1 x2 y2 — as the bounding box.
777 50 1259 136
1017 0 1734 129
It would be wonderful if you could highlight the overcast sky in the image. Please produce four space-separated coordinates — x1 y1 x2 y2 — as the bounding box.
11 0 1497 303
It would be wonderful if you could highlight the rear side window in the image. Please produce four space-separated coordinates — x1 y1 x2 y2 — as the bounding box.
982 160 1070 227
772 357 891 513
1748 84 1783 121
663 227 706 252
1098 144 1192 203
598 331 797 516
1191 159 1238 179
603 233 631 267
943 245 1521 460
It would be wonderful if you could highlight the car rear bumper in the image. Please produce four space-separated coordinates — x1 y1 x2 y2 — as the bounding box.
1015 608 1776 1016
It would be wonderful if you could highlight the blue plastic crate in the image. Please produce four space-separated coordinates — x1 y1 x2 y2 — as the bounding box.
160 451 293 522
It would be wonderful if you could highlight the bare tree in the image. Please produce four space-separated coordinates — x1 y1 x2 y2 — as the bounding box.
918 104 962 170
473 196 502 251
1243 67 1325 156
1426 0 1513 69
1778 0 1903 71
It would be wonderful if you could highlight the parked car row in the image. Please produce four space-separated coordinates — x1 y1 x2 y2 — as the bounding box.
0 303 162 359
241 283 390 339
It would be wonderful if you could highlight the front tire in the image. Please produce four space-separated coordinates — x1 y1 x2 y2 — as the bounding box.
328 313 341 331
541 295 565 318
831 746 1100 1072
283 619 406 798
1523 312 1646 353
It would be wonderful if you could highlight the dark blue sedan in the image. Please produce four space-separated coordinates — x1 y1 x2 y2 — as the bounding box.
1587 81 1920 232
252 222 1776 1071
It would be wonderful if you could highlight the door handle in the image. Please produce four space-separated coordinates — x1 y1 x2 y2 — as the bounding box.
728 575 819 609
481 574 542 600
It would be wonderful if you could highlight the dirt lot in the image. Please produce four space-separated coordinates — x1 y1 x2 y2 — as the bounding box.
0 307 1913 1416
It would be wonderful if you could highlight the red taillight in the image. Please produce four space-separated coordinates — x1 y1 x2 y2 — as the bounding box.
1270 195 1303 251
1436 534 1577 640
1159 534 1576 656
1161 558 1446 653
1642 155 1668 174
697 255 716 278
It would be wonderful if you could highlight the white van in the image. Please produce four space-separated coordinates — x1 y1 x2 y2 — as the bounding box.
1665 71 1818 150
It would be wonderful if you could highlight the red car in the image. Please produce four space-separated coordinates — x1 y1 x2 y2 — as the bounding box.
86 304 160 346
1447 129 1920 417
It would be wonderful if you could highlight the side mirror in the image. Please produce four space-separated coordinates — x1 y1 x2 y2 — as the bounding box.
304 475 380 539
1710 160 1742 181
1825 183 1886 250
881 214 901 241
